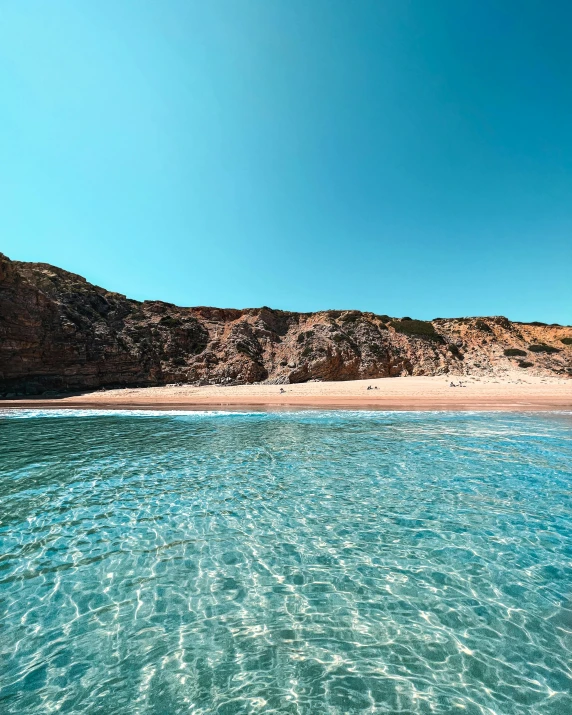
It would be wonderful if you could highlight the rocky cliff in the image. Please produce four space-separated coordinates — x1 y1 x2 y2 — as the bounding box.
1 253 570 396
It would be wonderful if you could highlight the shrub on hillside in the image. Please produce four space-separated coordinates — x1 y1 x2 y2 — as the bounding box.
518 361 533 368
561 337 572 345
475 319 493 333
528 344 560 354
390 319 444 343
297 330 314 343
504 348 527 357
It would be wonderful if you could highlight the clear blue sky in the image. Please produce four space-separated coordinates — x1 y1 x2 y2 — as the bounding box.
1 1 571 322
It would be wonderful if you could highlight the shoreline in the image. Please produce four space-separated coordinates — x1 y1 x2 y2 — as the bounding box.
2 374 571 412
2 403 570 412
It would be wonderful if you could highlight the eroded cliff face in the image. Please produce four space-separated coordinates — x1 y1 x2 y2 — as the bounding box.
0 253 570 395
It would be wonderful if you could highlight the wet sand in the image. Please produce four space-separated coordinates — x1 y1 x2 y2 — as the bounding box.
2 373 571 411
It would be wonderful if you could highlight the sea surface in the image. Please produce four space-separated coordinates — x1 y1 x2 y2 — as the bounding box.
0 409 571 714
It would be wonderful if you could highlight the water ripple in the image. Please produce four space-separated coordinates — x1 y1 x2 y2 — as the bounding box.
0 410 571 713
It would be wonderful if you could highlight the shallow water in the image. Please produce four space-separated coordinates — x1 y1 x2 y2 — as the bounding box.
0 409 571 714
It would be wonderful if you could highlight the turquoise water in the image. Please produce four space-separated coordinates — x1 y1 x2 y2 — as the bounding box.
0 410 571 714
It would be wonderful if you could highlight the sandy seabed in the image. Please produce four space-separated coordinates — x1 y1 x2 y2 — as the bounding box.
3 372 572 411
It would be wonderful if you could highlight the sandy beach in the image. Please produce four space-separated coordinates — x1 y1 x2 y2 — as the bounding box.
3 372 571 411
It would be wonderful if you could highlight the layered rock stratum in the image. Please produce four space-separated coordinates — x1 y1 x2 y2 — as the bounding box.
1 253 570 396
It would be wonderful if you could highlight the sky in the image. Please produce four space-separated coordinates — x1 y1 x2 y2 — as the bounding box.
1 1 571 323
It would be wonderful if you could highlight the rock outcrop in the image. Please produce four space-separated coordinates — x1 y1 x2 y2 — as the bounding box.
1 253 570 396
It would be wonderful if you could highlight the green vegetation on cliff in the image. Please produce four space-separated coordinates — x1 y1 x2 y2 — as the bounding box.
390 319 444 343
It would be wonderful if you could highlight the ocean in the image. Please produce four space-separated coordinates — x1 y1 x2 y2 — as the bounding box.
1 409 571 714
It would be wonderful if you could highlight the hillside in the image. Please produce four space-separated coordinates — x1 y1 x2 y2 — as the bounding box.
0 253 570 396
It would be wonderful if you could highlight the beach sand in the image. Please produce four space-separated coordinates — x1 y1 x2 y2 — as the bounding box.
2 372 571 411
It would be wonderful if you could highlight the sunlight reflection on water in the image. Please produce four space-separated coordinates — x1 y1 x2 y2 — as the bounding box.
1 410 571 714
